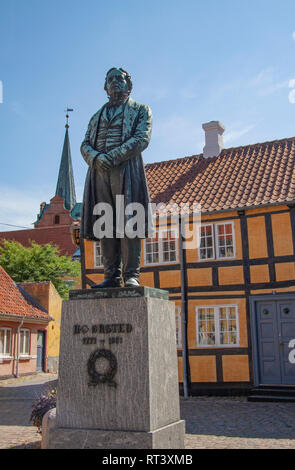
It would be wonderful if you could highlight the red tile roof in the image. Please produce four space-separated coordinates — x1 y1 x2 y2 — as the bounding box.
145 136 295 213
0 266 51 321
0 226 76 256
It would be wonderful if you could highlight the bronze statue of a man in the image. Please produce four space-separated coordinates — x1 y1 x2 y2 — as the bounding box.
80 68 152 288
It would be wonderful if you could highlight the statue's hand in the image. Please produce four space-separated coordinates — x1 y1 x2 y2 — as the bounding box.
94 153 114 171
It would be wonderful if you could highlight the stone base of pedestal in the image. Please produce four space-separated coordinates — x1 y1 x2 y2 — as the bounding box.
44 411 185 449
42 286 185 449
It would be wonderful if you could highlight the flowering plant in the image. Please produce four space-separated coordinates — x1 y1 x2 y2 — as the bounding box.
30 387 57 433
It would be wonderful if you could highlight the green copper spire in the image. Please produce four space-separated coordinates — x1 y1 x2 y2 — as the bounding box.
55 120 77 211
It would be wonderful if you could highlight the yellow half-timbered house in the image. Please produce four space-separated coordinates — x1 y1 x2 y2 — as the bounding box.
79 129 295 397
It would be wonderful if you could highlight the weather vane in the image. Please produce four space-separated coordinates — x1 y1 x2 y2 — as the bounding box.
65 107 73 128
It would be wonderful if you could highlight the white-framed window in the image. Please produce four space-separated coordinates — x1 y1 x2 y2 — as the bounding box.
175 306 182 348
199 221 235 260
196 305 239 347
144 229 178 265
94 241 103 268
20 329 30 356
0 328 12 357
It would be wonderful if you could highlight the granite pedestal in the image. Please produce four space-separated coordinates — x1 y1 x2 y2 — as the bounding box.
43 287 185 449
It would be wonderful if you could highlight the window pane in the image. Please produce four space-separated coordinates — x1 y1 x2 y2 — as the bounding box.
160 230 177 263
220 320 227 332
146 254 152 264
207 248 213 258
200 248 207 259
199 225 214 260
0 330 4 354
218 307 238 345
20 331 24 354
170 251 176 261
197 308 216 345
220 332 230 344
217 224 234 258
95 241 103 267
163 251 169 262
198 309 206 320
25 331 30 354
5 330 11 355
219 247 226 257
225 224 233 234
226 246 234 257
206 226 212 236
229 307 236 319
145 236 159 264
152 252 159 263
219 307 227 319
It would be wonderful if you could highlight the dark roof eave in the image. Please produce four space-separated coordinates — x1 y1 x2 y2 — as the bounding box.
199 199 295 217
154 200 295 221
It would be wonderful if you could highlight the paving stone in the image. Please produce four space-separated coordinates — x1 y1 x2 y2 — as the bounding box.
0 375 295 449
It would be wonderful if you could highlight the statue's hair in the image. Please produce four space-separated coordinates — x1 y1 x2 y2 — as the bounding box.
104 68 133 94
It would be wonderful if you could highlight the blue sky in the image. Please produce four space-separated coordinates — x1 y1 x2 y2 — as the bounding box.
0 0 295 229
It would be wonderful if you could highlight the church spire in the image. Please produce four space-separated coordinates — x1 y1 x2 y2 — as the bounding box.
55 109 76 211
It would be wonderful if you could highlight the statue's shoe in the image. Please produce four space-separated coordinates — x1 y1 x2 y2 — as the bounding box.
91 278 122 288
124 277 140 287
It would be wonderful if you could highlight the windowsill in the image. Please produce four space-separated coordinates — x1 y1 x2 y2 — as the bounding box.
19 355 33 360
144 260 179 267
0 356 13 362
198 256 237 262
195 344 240 349
0 355 37 362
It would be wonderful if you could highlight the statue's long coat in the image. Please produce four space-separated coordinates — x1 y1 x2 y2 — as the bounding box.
80 98 153 240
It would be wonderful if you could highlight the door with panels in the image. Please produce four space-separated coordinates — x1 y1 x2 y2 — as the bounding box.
252 296 295 385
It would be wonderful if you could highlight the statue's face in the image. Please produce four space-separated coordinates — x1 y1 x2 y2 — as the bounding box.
105 69 129 97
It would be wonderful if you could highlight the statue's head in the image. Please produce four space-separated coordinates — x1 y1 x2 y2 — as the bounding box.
104 68 133 99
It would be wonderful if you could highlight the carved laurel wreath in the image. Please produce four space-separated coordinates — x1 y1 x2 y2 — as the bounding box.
87 348 117 388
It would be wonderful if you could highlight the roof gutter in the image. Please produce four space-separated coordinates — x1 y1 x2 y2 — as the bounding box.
0 312 53 323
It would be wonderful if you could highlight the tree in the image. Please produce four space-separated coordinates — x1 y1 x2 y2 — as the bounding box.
0 240 80 299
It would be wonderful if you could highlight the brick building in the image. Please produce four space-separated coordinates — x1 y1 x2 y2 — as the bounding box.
0 266 53 379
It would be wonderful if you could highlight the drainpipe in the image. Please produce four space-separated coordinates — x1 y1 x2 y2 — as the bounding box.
179 216 190 399
15 317 24 378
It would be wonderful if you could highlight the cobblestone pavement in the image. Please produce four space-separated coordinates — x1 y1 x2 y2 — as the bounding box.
181 396 295 449
0 374 295 449
0 373 57 449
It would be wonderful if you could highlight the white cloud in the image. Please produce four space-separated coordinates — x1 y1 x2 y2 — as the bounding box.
223 124 255 145
292 31 295 40
251 68 288 96
289 78 295 104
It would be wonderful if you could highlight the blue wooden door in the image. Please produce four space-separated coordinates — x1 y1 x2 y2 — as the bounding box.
256 300 295 385
37 331 45 372
276 300 295 385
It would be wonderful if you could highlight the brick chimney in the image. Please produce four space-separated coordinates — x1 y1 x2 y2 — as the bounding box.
202 121 225 158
